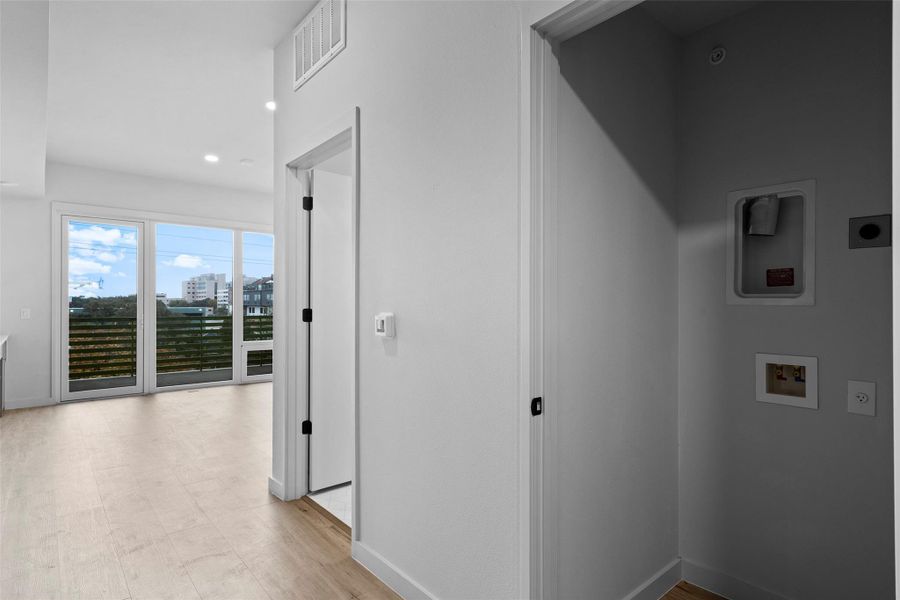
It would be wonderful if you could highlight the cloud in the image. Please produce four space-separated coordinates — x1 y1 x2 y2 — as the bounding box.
68 280 100 298
69 224 136 247
69 257 112 276
163 254 209 269
114 271 127 278
95 250 125 263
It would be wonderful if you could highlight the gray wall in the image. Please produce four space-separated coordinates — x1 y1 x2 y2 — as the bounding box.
677 2 893 598
555 9 681 598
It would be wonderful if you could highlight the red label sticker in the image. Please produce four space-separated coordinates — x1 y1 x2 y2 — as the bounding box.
767 268 795 287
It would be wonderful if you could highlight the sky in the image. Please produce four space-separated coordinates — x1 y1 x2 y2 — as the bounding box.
68 221 273 300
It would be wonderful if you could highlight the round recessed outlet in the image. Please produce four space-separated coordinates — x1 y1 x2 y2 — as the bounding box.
855 392 870 404
859 223 881 240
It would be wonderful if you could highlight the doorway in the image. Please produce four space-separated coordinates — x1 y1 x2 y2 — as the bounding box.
278 108 359 536
525 1 893 599
63 217 144 400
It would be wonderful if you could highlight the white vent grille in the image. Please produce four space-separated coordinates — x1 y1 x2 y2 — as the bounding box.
293 0 346 91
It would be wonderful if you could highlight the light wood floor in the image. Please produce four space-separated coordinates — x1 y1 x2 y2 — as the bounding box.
663 581 727 600
0 383 398 600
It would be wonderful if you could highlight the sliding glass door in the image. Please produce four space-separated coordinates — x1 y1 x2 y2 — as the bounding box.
60 214 272 400
63 217 143 400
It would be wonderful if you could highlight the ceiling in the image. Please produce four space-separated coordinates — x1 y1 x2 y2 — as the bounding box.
639 0 762 37
45 0 317 194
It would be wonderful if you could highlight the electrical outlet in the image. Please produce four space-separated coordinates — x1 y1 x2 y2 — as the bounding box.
19 308 31 320
847 380 876 417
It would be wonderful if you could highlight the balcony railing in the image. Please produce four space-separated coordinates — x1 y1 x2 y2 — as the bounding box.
68 316 138 380
68 315 273 384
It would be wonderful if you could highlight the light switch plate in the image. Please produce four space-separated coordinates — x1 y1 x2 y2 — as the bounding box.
19 308 30 320
847 380 876 417
374 312 395 338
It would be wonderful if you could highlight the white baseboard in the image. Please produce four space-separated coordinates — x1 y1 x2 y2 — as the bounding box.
622 558 682 600
352 541 436 600
4 397 55 410
267 477 285 500
682 559 791 600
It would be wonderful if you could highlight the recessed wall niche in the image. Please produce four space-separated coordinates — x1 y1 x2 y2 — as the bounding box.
755 353 818 410
726 180 816 305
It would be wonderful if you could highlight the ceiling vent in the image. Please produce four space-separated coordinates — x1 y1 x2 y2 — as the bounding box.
293 0 346 91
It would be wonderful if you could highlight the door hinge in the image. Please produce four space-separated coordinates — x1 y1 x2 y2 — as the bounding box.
301 420 312 435
531 397 543 416
302 308 312 323
302 196 313 211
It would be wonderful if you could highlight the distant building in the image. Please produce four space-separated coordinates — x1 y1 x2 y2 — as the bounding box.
216 284 231 309
243 275 273 316
156 292 170 306
182 273 226 303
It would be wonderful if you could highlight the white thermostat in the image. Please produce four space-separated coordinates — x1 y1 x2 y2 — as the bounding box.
374 313 395 338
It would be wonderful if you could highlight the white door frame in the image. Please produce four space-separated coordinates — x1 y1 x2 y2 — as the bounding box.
274 107 360 542
522 1 900 598
519 3 641 597
237 230 276 385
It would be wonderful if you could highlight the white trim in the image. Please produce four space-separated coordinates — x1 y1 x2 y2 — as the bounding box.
518 20 546 600
725 179 816 306
236 231 275 385
351 541 437 600
534 0 640 44
621 558 682 600
51 201 271 234
277 108 360 548
682 560 791 600
267 476 285 500
893 3 900 595
4 397 55 411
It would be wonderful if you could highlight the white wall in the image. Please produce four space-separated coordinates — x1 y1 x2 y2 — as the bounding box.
677 3 893 598
273 1 532 597
554 8 680 599
0 162 272 409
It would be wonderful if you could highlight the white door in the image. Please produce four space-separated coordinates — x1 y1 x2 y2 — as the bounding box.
63 217 144 401
308 167 354 491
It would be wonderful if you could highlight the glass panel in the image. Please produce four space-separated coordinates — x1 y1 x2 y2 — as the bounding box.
242 232 274 342
156 224 233 387
67 220 139 393
246 350 273 376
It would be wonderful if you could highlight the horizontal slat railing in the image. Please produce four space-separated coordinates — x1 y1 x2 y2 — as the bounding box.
243 316 273 341
68 317 137 379
68 315 273 381
156 316 233 373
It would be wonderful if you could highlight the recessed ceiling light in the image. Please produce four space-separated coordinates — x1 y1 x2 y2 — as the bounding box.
204 154 220 163
265 101 276 111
